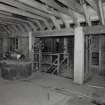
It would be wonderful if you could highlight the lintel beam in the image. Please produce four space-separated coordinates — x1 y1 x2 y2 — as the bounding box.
34 25 105 37
34 29 74 37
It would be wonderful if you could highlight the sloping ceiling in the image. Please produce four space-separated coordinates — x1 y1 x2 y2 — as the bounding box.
0 0 104 36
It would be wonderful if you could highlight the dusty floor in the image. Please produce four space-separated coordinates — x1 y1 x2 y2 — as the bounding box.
0 72 105 105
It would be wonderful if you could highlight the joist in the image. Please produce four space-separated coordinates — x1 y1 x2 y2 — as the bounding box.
0 0 51 19
16 24 26 33
18 0 61 18
28 22 37 32
34 20 44 31
0 17 26 25
10 25 18 35
0 3 52 30
6 25 15 35
0 11 13 16
0 19 31 33
19 0 73 19
85 0 98 10
1 25 10 35
57 0 84 14
21 24 32 32
0 25 9 35
2 25 11 35
0 3 47 21
0 13 30 24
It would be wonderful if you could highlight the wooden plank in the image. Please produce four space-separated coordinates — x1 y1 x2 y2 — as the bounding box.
58 0 83 14
0 4 46 21
84 25 105 35
18 0 60 18
39 0 75 18
80 0 92 82
0 14 28 24
33 25 105 38
85 0 98 10
34 29 74 37
0 0 50 19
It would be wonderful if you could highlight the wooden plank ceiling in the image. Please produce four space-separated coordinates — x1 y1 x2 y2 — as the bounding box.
0 0 105 35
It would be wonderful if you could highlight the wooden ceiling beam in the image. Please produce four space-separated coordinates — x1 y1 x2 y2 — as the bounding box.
0 14 29 24
18 0 77 28
0 25 10 35
0 11 13 16
16 24 26 33
19 0 74 20
0 3 46 21
96 0 105 25
0 21 21 35
0 3 51 29
28 22 37 32
84 25 105 35
2 25 11 35
0 0 51 19
34 20 44 31
39 0 74 17
39 0 82 25
0 14 39 31
2 25 10 35
18 0 60 18
0 24 8 34
85 0 98 10
57 0 84 14
34 29 74 37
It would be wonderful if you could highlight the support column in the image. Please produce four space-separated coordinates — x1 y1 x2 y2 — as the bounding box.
29 32 33 60
74 27 84 84
29 32 35 71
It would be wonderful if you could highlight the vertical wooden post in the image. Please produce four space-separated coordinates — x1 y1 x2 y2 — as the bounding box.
97 0 105 74
39 40 42 71
81 0 92 81
74 27 84 84
29 32 34 71
29 32 33 60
